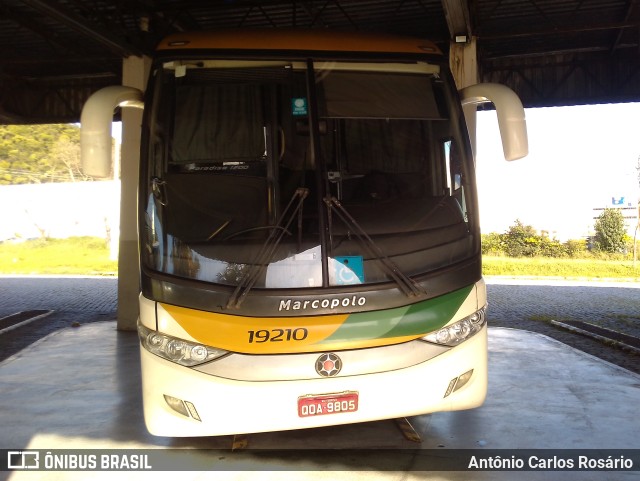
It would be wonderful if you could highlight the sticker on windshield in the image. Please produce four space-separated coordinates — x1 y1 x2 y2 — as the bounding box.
334 256 364 285
292 98 308 116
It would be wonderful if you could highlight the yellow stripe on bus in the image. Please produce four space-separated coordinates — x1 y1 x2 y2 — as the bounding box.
161 303 348 354
160 303 426 354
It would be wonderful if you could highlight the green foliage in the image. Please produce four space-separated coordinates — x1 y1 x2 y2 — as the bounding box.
482 217 640 261
564 239 587 257
0 124 96 185
482 219 588 258
483 256 640 280
502 220 540 257
497 220 570 258
480 232 505 256
592 208 628 254
0 237 117 275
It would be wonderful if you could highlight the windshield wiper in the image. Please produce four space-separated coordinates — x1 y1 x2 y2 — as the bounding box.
226 188 309 309
324 196 426 298
151 177 167 206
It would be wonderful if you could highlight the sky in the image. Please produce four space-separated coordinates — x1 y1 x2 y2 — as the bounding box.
475 103 640 240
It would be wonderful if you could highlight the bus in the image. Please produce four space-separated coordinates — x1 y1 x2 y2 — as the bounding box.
81 29 527 437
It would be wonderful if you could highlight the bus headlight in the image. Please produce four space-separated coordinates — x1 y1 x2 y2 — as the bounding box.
138 323 228 367
421 307 486 347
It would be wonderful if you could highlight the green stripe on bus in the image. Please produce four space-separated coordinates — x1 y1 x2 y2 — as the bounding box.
319 285 474 344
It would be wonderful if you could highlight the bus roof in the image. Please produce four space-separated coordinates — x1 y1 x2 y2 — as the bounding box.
157 29 442 56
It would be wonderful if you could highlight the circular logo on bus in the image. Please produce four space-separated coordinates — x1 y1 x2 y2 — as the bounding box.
315 353 342 377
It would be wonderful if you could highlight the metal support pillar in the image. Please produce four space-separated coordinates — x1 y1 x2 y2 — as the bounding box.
117 55 150 331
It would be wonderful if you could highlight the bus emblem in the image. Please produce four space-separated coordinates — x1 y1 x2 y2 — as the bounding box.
316 353 342 377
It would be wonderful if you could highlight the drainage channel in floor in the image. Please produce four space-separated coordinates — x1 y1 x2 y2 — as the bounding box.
551 319 640 355
0 310 54 335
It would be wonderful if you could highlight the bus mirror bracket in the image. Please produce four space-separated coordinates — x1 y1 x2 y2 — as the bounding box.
460 83 528 162
80 86 144 177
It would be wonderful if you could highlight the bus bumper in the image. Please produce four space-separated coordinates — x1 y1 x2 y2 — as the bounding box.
139 325 487 437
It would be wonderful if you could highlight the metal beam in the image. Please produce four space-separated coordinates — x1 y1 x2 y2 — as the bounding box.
1 4 79 54
610 0 639 52
19 0 144 57
482 43 640 61
0 73 118 124
479 20 640 41
481 48 640 108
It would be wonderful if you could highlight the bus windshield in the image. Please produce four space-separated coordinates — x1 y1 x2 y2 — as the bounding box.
142 58 477 292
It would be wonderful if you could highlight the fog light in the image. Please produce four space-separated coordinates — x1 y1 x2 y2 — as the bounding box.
163 395 202 422
443 369 474 398
164 394 190 417
184 401 202 421
454 369 473 392
444 378 457 398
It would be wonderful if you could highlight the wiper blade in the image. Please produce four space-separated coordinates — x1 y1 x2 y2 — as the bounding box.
324 196 426 298
226 188 309 309
151 177 167 206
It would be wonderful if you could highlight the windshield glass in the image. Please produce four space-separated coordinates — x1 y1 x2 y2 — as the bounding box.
142 59 476 291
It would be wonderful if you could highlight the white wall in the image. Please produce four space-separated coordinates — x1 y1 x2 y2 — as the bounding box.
0 181 120 244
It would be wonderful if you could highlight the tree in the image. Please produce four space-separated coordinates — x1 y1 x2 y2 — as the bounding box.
51 134 91 182
502 219 539 257
0 124 94 185
593 208 627 253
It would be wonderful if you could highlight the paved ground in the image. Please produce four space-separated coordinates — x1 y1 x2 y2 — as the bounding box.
0 276 117 361
2 323 639 481
1 275 639 372
484 278 640 374
1 276 639 480
0 276 117 316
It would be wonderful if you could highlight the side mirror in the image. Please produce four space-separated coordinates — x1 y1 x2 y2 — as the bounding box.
460 83 528 161
80 86 144 177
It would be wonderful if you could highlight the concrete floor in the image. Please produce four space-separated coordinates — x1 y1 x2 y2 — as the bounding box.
1 322 639 480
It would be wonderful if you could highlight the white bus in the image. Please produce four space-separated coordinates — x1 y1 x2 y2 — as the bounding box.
81 29 527 437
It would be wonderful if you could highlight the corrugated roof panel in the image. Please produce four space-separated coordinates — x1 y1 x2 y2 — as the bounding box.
1 0 640 121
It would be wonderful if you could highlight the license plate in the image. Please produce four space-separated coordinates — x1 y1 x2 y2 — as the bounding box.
298 391 359 417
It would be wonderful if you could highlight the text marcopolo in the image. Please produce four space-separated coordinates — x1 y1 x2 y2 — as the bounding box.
279 296 366 311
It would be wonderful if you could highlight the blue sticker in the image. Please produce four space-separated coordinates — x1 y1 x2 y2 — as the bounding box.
334 256 364 285
291 98 308 116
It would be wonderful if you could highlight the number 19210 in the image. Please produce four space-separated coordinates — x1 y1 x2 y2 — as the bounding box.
247 328 308 343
